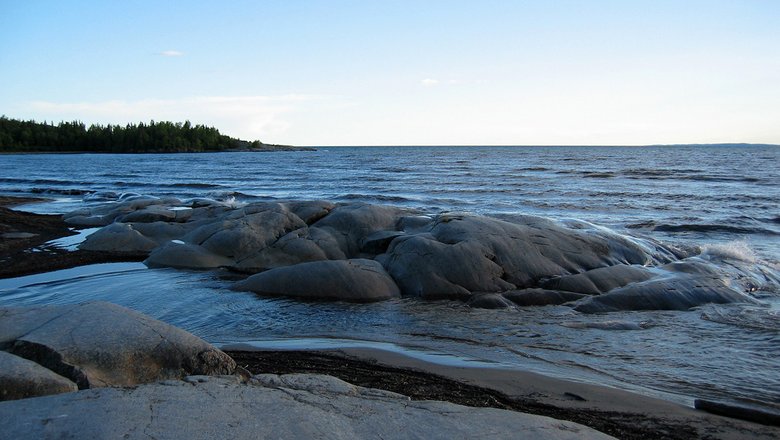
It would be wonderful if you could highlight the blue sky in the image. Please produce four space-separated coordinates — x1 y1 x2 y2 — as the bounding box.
1 1 778 145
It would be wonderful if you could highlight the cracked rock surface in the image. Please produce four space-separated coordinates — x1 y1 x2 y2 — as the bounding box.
0 302 236 399
0 374 615 439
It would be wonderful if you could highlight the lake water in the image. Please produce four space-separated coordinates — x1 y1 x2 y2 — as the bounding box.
1 146 779 407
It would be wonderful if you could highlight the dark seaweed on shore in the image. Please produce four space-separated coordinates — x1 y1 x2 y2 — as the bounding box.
227 350 702 440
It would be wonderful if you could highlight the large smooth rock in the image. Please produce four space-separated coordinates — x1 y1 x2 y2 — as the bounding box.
0 351 77 401
0 374 615 440
540 265 656 295
144 241 234 269
312 203 413 257
572 272 757 313
234 259 401 302
380 214 673 299
3 302 236 389
78 222 158 253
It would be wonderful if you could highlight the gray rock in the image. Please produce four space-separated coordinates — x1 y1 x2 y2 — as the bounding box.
503 289 587 306
3 302 235 389
540 265 656 295
312 203 413 257
233 227 343 272
117 204 177 223
234 259 401 302
573 272 757 313
144 241 235 269
0 351 78 401
78 222 158 253
0 374 615 440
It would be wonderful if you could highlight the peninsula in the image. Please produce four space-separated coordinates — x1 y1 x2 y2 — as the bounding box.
0 116 313 153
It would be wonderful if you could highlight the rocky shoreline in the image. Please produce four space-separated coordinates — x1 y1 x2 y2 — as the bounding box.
2 197 780 439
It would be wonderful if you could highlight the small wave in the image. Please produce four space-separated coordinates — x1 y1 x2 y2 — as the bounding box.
701 304 780 332
702 242 758 264
335 193 413 204
30 187 92 196
626 221 779 236
581 172 616 178
168 182 223 189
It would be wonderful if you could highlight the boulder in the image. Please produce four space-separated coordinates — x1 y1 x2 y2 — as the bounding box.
0 374 615 440
0 351 78 401
78 222 158 253
573 272 758 313
144 242 235 269
312 203 413 257
540 265 656 295
234 259 401 302
503 289 587 307
3 302 235 389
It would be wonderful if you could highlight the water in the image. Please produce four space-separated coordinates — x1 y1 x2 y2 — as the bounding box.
1 146 779 407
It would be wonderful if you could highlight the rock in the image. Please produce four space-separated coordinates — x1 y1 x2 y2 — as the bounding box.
0 374 615 440
0 351 78 401
540 265 656 295
283 200 335 224
234 259 401 302
186 204 306 261
467 293 516 309
694 399 780 427
78 222 158 253
572 272 757 313
380 213 668 299
503 289 587 306
3 302 235 389
144 241 235 269
233 227 345 272
312 203 413 257
117 204 177 223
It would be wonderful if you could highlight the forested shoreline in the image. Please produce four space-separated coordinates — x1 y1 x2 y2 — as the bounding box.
0 116 286 153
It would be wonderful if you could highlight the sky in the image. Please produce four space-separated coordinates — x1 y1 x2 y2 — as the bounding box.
1 1 778 146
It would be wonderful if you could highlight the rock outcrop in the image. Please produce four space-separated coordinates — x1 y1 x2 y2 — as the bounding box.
0 302 236 397
64 199 771 311
0 374 615 440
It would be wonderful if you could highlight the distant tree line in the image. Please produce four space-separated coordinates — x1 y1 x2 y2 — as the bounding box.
0 116 264 153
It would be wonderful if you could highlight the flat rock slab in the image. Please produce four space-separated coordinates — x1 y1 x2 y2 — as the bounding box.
0 374 615 440
1 302 235 389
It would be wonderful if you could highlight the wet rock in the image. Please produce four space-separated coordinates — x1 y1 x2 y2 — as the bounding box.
503 289 587 306
78 222 159 253
117 204 177 223
467 293 516 309
540 265 656 295
573 271 757 313
312 203 413 257
0 351 77 401
233 227 345 272
3 302 235 389
234 259 401 302
144 242 234 269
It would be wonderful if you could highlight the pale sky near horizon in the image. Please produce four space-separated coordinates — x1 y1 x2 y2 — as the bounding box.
1 1 778 146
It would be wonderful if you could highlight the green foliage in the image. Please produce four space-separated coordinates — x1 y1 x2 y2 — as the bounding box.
0 116 262 153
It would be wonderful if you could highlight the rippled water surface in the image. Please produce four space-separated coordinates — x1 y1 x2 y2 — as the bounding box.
1 146 779 406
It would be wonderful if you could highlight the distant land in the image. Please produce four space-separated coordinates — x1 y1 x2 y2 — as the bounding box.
647 142 779 148
0 116 313 153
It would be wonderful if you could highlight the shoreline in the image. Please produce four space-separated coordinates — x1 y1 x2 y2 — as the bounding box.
224 347 779 439
2 196 779 438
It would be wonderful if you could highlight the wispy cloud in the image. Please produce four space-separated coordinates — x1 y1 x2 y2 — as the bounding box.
26 95 323 141
421 78 439 87
159 50 184 57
